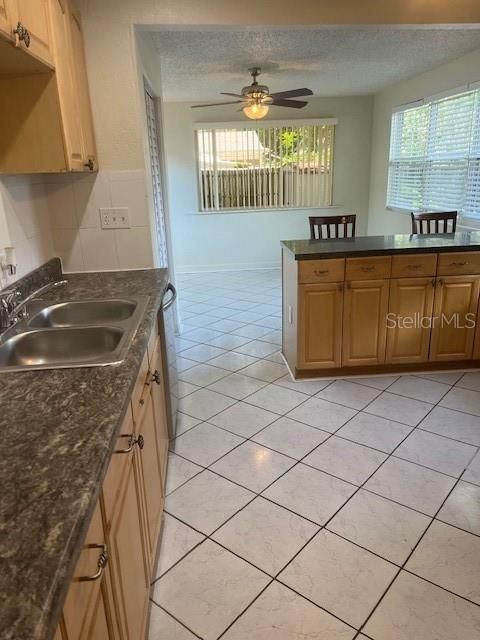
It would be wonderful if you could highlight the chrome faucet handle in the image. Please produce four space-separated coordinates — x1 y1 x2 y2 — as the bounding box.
0 289 21 330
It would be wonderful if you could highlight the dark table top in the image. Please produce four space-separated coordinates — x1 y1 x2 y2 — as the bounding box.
281 232 480 259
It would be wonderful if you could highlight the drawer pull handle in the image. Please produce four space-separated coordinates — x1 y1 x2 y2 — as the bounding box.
13 22 31 48
313 269 329 276
407 264 421 270
115 434 144 454
79 543 108 582
361 266 376 272
450 261 467 267
152 369 161 385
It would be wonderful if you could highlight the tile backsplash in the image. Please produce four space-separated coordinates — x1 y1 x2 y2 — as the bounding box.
0 170 154 286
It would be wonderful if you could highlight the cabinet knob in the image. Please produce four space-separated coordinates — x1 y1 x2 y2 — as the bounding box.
78 543 108 582
13 22 31 48
84 159 95 171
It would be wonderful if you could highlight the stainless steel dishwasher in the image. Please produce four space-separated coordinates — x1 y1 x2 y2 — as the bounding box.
158 283 178 439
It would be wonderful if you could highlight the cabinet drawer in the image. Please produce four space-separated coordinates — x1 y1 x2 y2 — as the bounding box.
391 254 437 278
346 256 391 281
298 259 345 284
437 252 480 276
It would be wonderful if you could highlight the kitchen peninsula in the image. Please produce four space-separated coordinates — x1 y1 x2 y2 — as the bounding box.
282 232 480 379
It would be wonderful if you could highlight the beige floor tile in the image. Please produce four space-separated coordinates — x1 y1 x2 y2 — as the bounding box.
208 372 268 400
153 541 269 640
178 388 237 421
316 379 381 410
155 513 205 578
253 416 330 459
287 397 357 432
246 384 309 415
406 520 480 604
263 463 356 525
210 401 278 437
440 387 480 417
364 571 480 640
437 480 480 535
365 457 456 516
222 582 356 640
418 406 480 446
213 497 318 576
279 530 397 627
336 412 412 453
211 441 296 492
387 375 451 404
170 422 243 467
165 453 203 495
394 429 477 477
149 605 198 640
365 392 433 426
328 489 430 564
166 470 254 534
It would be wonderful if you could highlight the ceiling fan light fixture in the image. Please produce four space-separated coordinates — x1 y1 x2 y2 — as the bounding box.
243 102 270 120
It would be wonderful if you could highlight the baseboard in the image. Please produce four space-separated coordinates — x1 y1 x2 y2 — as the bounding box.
176 261 281 274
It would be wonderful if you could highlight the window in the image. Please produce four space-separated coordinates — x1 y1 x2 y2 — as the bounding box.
387 85 480 222
195 120 336 212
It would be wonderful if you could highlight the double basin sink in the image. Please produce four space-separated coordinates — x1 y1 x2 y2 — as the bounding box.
0 296 149 372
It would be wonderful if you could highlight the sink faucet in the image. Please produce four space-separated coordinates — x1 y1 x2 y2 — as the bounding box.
0 290 22 330
0 280 68 332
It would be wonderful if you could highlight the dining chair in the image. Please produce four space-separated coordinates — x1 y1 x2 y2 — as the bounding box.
410 211 457 234
309 214 357 240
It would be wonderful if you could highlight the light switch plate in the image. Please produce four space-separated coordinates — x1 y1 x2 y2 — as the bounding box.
100 207 130 229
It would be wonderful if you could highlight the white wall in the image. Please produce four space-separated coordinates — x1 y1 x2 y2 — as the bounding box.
368 47 480 236
163 96 373 271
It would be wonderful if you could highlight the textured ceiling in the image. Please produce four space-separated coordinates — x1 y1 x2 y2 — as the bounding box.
146 27 480 101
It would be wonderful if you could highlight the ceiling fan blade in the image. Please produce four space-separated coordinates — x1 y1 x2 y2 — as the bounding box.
269 88 313 99
191 101 244 108
271 98 309 109
220 92 245 98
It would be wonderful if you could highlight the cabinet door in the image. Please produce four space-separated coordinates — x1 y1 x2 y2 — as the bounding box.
343 279 389 367
14 0 53 66
135 389 166 572
49 0 84 170
298 283 343 369
107 451 149 640
386 277 435 364
68 6 97 169
430 276 480 361
62 502 111 640
0 0 14 38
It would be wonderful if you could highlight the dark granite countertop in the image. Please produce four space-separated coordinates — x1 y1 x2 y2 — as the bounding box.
281 231 480 259
0 259 169 640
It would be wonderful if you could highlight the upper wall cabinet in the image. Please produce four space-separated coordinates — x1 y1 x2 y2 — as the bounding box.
0 0 97 173
13 0 54 66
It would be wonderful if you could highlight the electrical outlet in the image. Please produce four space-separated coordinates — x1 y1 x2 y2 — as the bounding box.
99 207 130 229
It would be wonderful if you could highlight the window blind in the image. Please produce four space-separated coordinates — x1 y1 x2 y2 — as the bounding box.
387 87 480 221
195 121 335 212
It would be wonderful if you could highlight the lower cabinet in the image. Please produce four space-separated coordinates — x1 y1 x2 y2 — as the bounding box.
386 277 435 364
342 279 389 367
430 276 480 361
55 325 169 640
298 282 343 369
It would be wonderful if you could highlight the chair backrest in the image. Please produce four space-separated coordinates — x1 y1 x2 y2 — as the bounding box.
309 214 357 240
410 211 457 234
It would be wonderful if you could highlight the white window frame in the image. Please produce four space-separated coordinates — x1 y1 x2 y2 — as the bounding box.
387 83 480 226
193 118 337 213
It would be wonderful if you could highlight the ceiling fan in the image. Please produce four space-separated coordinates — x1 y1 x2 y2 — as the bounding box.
191 67 313 120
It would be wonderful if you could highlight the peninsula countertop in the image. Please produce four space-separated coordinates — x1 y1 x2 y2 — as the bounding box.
281 231 480 260
0 260 169 640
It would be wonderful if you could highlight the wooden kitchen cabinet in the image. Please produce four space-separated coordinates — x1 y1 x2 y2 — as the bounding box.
60 502 114 640
0 0 97 173
342 279 389 366
386 277 435 364
57 324 170 640
430 276 480 361
0 0 14 38
13 0 54 66
298 282 343 369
